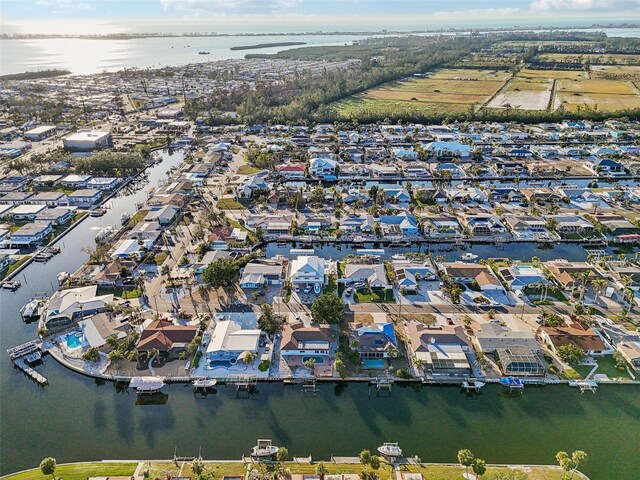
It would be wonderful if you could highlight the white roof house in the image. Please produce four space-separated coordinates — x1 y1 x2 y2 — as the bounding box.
206 320 262 358
289 255 325 286
46 285 113 323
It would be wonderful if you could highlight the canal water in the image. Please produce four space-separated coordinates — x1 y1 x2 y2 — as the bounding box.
1 151 639 478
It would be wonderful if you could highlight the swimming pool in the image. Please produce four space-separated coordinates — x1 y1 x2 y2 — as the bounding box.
65 333 82 349
362 358 386 369
302 356 325 364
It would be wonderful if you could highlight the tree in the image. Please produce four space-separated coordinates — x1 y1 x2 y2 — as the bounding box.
309 185 325 205
556 450 588 479
40 457 57 480
241 351 257 369
457 449 475 477
311 293 345 324
368 455 381 470
472 458 487 478
315 462 329 479
191 457 206 479
303 357 316 371
258 304 278 334
202 257 238 289
556 344 585 365
359 449 372 466
276 447 289 463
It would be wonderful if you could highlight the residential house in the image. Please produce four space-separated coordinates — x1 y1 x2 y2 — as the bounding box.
473 321 541 353
277 164 306 179
343 263 389 288
498 264 547 291
309 158 338 180
67 189 102 207
136 319 198 358
289 255 325 291
424 216 462 237
405 322 472 375
29 191 68 207
280 323 333 375
599 322 640 371
461 214 507 237
537 322 609 356
584 157 625 174
61 174 92 188
0 191 34 205
35 207 74 225
9 204 47 221
87 177 119 190
44 285 114 330
549 215 594 235
205 320 262 365
239 260 284 289
379 212 419 235
349 321 397 363
7 222 53 247
144 204 179 225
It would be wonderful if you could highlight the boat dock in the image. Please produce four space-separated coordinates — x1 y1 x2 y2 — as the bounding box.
7 339 48 385
14 358 48 385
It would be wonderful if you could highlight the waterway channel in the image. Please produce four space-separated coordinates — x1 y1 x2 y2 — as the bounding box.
1 151 639 479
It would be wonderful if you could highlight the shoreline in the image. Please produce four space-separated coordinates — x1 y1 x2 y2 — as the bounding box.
0 459 590 480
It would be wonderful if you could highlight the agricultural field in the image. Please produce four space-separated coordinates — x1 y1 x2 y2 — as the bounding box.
553 76 640 112
332 68 510 118
487 70 555 110
538 52 640 65
592 64 640 80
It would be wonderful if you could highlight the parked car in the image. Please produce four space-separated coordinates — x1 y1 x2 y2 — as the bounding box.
303 286 312 294
345 287 352 296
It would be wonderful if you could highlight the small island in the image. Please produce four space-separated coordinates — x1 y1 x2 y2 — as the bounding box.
230 41 306 51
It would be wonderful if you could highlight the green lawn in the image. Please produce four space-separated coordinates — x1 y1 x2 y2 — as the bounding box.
4 462 138 480
127 209 148 226
593 355 634 380
405 464 566 480
354 287 395 303
0 255 31 280
216 198 247 210
524 286 567 302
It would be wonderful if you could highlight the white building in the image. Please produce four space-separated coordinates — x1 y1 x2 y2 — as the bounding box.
289 255 325 291
24 125 56 141
63 129 112 151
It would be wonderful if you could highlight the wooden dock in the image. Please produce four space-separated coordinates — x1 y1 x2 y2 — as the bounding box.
14 358 48 385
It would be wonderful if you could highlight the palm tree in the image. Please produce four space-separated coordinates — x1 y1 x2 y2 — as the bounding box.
191 457 205 479
40 457 57 480
148 347 160 367
590 278 607 306
241 351 257 369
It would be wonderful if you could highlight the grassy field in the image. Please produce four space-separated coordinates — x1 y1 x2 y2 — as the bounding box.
333 68 509 119
4 462 138 480
538 52 640 65
237 164 262 175
355 287 395 303
405 463 567 480
216 198 247 210
487 72 553 110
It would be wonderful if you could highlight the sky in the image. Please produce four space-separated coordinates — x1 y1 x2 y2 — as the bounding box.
1 0 640 35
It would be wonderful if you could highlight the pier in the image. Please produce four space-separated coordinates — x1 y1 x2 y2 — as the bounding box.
7 339 48 385
227 374 258 397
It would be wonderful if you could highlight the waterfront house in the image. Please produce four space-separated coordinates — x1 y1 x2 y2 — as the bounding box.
405 322 472 375
521 188 562 204
144 204 179 225
61 174 93 188
424 216 462 237
379 212 419 235
87 177 119 190
349 321 397 365
278 164 306 179
496 345 546 376
88 259 124 287
110 238 153 260
78 312 132 350
503 215 549 238
136 319 198 359
205 320 262 365
339 214 375 234
44 285 114 330
29 191 68 207
537 322 609 356
68 189 102 207
127 221 162 243
549 215 595 235
473 321 541 353
460 214 507 237
239 260 285 289
289 255 325 291
280 323 333 375
35 207 74 225
343 263 390 289
498 264 546 291
599 322 640 371
7 222 52 247
423 141 471 159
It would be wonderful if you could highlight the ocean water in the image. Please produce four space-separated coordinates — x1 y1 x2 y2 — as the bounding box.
2 27 639 76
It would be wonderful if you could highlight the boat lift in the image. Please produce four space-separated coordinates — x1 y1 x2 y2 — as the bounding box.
370 376 394 397
227 374 258 398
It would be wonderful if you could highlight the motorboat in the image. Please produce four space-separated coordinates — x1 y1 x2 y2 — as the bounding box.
499 377 525 389
120 212 131 224
95 225 117 243
461 253 479 261
377 442 403 458
20 299 42 320
1 280 21 291
461 380 486 392
251 439 280 458
34 252 54 262
57 271 70 286
129 376 165 394
90 208 107 217
191 378 218 389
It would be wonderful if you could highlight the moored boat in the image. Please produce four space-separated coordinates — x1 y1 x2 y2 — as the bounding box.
57 271 70 286
499 377 525 389
129 376 165 394
1 280 21 291
461 252 479 261
251 439 279 458
20 299 42 320
378 442 403 458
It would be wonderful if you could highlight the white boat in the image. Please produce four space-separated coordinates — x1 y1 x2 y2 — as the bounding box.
251 439 280 458
192 378 217 389
95 225 117 243
1 280 21 291
90 208 107 217
378 442 403 458
20 299 41 320
120 212 131 224
461 253 479 261
129 376 165 394
57 271 70 286
461 380 486 392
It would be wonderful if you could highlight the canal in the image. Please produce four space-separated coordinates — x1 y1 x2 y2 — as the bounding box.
1 151 639 479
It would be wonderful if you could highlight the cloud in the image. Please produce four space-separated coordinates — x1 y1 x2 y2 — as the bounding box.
159 0 303 14
35 0 91 10
530 0 640 12
432 7 522 19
